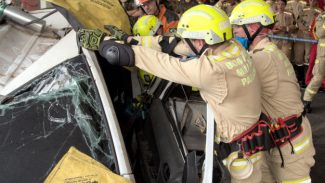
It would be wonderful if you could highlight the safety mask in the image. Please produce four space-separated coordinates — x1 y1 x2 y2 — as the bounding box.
235 36 249 50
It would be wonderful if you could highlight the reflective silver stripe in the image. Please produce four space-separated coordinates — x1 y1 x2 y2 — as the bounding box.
283 176 311 183
230 155 261 167
293 137 311 154
230 45 239 54
142 37 152 48
223 152 262 166
307 88 317 95
185 10 214 20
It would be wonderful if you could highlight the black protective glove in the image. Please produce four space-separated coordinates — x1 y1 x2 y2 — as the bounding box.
77 28 106 50
104 25 130 43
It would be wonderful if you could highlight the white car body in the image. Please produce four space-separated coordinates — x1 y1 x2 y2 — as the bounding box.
0 9 134 182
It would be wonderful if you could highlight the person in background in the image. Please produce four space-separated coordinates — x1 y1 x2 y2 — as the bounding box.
132 15 163 91
296 0 322 86
265 0 277 12
286 0 308 87
120 1 145 26
166 0 199 16
272 0 296 60
303 11 325 112
230 0 315 182
214 0 238 15
134 0 179 34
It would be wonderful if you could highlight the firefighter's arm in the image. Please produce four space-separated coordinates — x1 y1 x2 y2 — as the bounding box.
131 45 215 88
315 14 325 39
105 25 163 48
105 25 193 57
132 36 194 57
317 39 325 62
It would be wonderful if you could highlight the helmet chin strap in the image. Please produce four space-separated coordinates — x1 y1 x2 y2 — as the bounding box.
242 24 263 46
140 6 147 15
184 38 209 56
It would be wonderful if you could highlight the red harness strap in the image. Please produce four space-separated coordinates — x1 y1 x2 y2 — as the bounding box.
271 115 303 148
229 114 303 157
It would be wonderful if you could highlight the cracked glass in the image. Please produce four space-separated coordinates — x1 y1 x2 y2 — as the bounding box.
0 55 116 183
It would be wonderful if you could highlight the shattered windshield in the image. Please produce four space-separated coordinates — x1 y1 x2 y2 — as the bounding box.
0 55 116 183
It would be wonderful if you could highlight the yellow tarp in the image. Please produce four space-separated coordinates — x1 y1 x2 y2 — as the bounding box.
46 0 131 34
44 147 131 183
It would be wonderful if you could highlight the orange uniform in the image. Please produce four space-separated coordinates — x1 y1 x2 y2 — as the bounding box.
158 4 179 34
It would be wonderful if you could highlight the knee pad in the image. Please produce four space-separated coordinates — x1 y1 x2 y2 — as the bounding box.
99 40 135 66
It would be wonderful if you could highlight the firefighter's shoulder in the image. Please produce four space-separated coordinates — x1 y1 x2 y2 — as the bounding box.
207 41 242 63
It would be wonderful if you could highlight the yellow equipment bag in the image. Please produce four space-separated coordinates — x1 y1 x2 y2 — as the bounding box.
46 0 131 34
44 147 131 183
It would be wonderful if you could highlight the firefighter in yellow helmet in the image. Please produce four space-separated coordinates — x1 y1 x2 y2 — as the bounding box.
134 0 179 34
83 4 275 181
230 0 315 182
78 4 311 181
133 15 162 89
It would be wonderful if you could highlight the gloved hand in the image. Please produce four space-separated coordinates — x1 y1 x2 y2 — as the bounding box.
77 28 106 50
104 25 129 43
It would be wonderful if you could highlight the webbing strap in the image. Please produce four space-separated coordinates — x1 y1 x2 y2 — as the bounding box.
158 36 181 57
242 24 264 45
228 114 303 157
274 115 303 147
184 38 199 55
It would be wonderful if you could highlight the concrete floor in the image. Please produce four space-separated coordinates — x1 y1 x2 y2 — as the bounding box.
305 90 325 183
